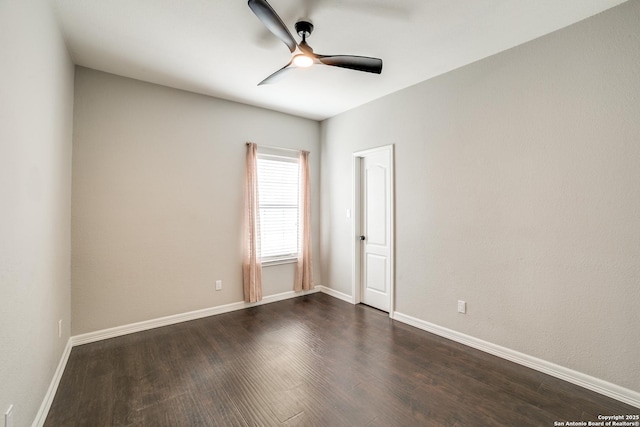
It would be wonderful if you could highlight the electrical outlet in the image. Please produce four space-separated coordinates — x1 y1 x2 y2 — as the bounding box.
5 405 14 427
215 280 222 291
58 319 62 338
457 300 467 314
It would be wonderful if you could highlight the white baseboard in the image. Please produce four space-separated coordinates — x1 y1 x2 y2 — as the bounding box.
392 311 640 409
71 288 319 346
32 338 73 427
316 285 355 304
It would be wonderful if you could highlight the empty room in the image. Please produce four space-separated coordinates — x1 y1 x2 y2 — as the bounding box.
1 0 639 425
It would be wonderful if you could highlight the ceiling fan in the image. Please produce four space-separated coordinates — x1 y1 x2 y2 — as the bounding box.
248 0 383 85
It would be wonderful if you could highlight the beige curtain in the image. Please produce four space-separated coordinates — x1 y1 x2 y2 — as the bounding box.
295 150 313 291
243 142 262 302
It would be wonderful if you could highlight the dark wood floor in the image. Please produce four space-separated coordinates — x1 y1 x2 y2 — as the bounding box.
45 293 637 426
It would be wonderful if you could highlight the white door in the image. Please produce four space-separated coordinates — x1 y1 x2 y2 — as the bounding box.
359 147 393 312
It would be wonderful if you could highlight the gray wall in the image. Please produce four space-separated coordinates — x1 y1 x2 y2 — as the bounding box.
0 0 74 425
321 1 640 392
71 68 321 335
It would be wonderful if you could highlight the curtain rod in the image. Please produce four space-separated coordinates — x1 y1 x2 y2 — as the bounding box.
246 142 305 154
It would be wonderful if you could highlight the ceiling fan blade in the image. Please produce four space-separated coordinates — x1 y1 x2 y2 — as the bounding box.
258 61 294 85
248 0 297 53
317 55 383 74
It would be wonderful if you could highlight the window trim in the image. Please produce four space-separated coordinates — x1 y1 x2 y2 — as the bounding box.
261 256 298 267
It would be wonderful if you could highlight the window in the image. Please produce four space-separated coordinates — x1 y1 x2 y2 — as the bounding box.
257 153 300 263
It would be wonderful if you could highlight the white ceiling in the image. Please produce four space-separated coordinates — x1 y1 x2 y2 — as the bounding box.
54 0 628 121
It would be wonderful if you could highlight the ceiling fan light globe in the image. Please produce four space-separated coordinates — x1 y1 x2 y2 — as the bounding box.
293 54 314 68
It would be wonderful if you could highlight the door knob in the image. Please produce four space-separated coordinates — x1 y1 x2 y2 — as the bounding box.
359 235 366 241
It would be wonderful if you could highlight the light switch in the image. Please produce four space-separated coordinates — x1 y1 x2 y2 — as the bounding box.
457 300 466 314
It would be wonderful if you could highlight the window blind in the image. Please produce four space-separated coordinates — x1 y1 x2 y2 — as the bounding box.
257 154 300 260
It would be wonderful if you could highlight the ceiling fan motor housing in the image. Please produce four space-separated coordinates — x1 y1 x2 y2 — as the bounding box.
295 21 314 39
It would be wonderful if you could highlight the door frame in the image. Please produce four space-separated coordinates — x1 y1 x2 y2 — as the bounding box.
351 144 395 318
